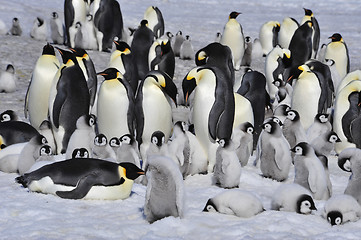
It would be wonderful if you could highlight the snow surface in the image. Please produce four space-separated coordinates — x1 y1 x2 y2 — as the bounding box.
0 0 361 239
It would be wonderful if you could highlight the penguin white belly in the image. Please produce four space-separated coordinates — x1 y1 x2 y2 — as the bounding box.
28 56 59 129
260 28 274 56
82 21 98 50
97 82 130 139
292 77 321 129
325 42 348 79
144 7 158 32
233 93 254 128
265 53 281 99
108 51 126 74
220 20 244 70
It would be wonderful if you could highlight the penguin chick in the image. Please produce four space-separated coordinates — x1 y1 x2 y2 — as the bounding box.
272 104 290 124
322 195 361 226
17 135 48 175
9 17 22 36
144 155 185 223
179 35 194 60
109 137 121 154
116 134 141 168
0 64 16 93
271 183 317 214
30 17 47 41
282 109 307 148
203 189 264 218
173 30 185 57
214 138 242 188
306 113 332 142
310 131 341 156
232 122 254 167
92 134 116 161
241 36 252 67
0 110 19 122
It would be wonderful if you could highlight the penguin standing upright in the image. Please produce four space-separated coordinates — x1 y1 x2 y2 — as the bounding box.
50 48 90 154
173 31 185 57
50 12 64 44
117 134 140 168
25 44 60 130
306 113 332 142
30 17 47 41
324 33 350 79
81 14 98 50
0 64 16 93
259 21 280 56
220 11 245 70
92 0 124 52
282 110 307 149
131 20 154 80
64 0 87 48
180 35 194 60
301 8 320 59
278 17 299 49
232 122 254 167
9 18 22 36
241 36 252 67
143 6 164 39
311 131 340 157
97 68 135 140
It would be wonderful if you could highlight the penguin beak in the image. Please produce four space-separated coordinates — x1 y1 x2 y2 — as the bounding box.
113 40 119 45
137 170 145 175
336 138 342 143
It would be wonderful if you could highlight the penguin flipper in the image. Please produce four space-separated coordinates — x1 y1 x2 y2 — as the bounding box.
52 82 67 129
24 75 32 119
56 172 99 199
208 96 225 142
83 58 97 107
350 116 361 148
306 162 318 194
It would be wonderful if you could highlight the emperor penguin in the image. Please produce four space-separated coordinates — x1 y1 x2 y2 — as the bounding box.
259 21 280 56
322 195 361 226
338 148 361 205
324 33 350 79
306 113 332 142
64 0 87 48
146 131 172 160
108 40 139 94
9 18 22 36
135 70 177 166
0 64 16 93
65 114 96 159
241 36 252 67
301 8 320 59
272 78 293 108
258 121 292 181
183 66 235 172
109 137 121 154
232 122 254 167
213 138 242 188
278 17 299 49
292 142 330 200
25 44 60 129
271 183 317 214
0 120 39 146
30 17 47 41
38 120 56 152
149 37 175 79
291 64 322 129
117 134 141 168
203 190 264 218
173 31 185 57
92 134 116 161
282 109 307 149
50 48 90 154
264 45 291 101
336 70 361 95
73 22 84 49
97 68 135 140
143 6 164 39
16 159 144 200
220 11 245 70
215 32 222 43
93 0 124 52
144 155 185 223
81 14 98 50
50 12 64 44
180 35 194 60
310 131 341 157
333 80 361 153
131 19 155 80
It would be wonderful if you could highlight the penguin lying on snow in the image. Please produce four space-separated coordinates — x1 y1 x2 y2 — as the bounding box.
16 159 144 200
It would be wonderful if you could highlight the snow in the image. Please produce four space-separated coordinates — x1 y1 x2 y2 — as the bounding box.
0 0 361 239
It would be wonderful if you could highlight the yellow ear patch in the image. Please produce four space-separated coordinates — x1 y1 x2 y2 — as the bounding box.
118 166 127 178
158 75 166 88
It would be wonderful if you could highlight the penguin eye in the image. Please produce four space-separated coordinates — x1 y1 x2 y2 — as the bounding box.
304 201 310 207
335 217 342 225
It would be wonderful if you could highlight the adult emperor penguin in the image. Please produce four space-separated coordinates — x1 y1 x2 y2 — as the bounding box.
143 6 164 39
64 0 87 48
16 159 144 200
97 68 135 140
333 80 361 153
258 121 292 181
271 183 317 214
259 21 280 56
50 12 64 44
50 48 90 154
183 66 235 172
301 8 320 59
30 17 47 41
203 190 264 218
131 19 155 80
0 64 16 93
25 44 60 130
322 195 361 226
324 33 350 79
93 0 124 52
180 35 194 60
292 142 330 200
173 31 185 57
291 64 322 129
338 148 361 204
108 40 139 94
220 11 245 71
278 17 299 49
306 113 332 142
135 70 177 166
144 155 184 223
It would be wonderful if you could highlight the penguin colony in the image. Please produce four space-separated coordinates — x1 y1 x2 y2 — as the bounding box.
0 1 360 227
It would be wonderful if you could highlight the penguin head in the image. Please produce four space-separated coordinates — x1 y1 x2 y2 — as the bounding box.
245 36 251 43
42 43 56 56
241 122 254 135
185 35 190 41
0 110 18 122
183 67 205 104
146 71 178 106
291 142 310 156
166 32 174 39
36 17 44 27
316 113 329 123
296 194 317 214
272 79 283 88
176 30 182 36
151 131 165 148
94 134 107 147
120 134 134 145
51 12 58 19
69 48 90 60
118 162 145 180
97 68 123 81
109 137 121 147
262 121 278 134
174 121 188 134
286 110 300 121
72 148 89 159
303 8 314 17
75 21 82 29
39 145 52 156
87 114 96 127
5 64 15 74
55 47 78 65
31 134 48 146
329 33 343 42
229 11 241 20
327 211 343 226
203 199 218 213
327 132 341 143
140 19 148 27
113 41 131 54
338 150 353 172
13 18 19 24
217 138 230 148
